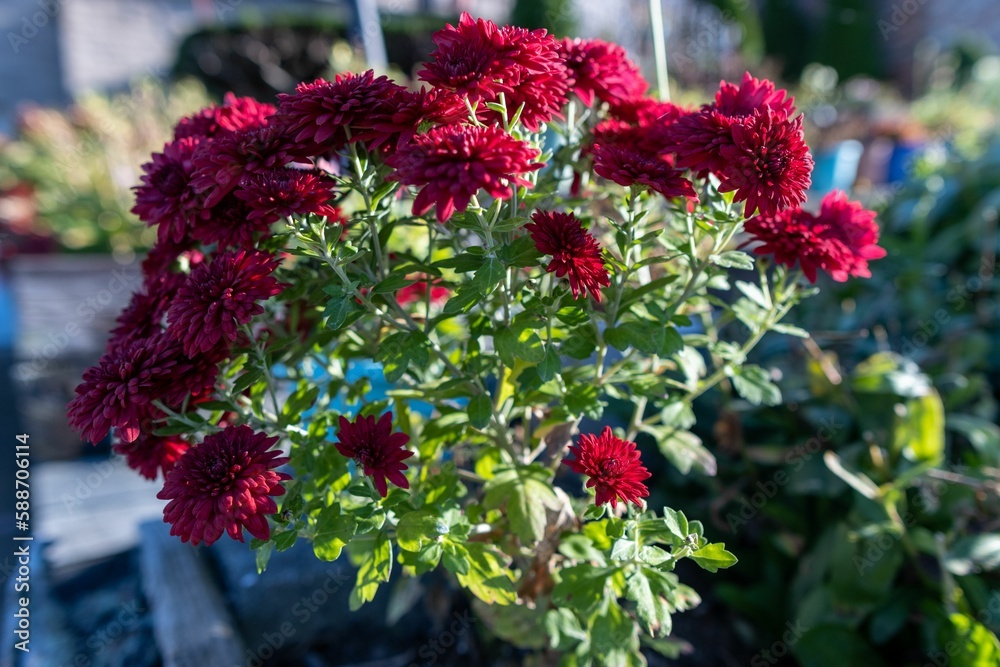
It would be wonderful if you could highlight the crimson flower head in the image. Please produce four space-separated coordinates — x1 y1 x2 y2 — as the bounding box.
564 426 651 508
335 413 413 497
275 71 405 154
66 332 212 445
744 190 885 282
167 250 286 356
132 137 201 244
369 87 468 153
233 168 342 222
593 144 698 201
559 38 647 107
190 193 269 250
718 110 813 217
191 126 296 208
714 71 795 118
173 93 276 141
114 428 190 481
526 210 610 302
158 425 291 546
386 124 541 223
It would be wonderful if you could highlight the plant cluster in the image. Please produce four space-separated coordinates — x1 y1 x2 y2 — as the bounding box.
68 14 885 664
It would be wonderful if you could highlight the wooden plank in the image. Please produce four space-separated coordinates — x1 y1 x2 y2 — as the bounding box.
139 521 247 667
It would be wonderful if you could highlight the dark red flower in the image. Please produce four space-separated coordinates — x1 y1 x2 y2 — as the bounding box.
420 14 570 131
167 250 286 356
592 144 698 201
132 137 201 244
158 425 291 545
275 71 405 154
66 332 209 444
190 126 296 208
334 413 413 497
386 124 541 223
526 210 610 301
114 428 190 481
718 110 813 217
418 13 515 104
190 193 271 250
668 72 796 176
370 87 468 151
564 426 651 508
173 93 276 141
744 190 885 282
108 271 186 349
233 168 342 222
558 38 647 107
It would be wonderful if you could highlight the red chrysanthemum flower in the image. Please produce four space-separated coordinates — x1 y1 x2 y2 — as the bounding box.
158 425 291 545
718 110 813 217
132 137 201 244
386 124 541 223
745 190 885 282
668 72 796 176
558 38 647 107
396 277 451 306
114 428 190 481
190 126 296 208
418 13 514 103
233 168 341 222
167 250 286 356
526 210 611 301
814 190 887 280
173 92 276 141
190 193 270 250
563 426 651 508
108 271 186 349
66 332 207 444
275 71 405 155
334 413 413 497
592 144 698 201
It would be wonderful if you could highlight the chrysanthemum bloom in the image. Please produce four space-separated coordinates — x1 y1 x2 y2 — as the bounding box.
418 13 516 104
526 210 611 301
234 168 342 222
363 87 467 153
592 144 698 202
190 126 296 208
718 110 813 217
67 332 198 444
334 413 413 497
274 71 405 154
563 426 651 508
167 250 286 356
190 193 270 250
107 271 186 349
132 137 201 244
669 72 796 176
386 124 541 223
113 427 190 481
173 92 276 141
558 38 647 107
745 190 885 282
812 190 887 281
158 425 291 545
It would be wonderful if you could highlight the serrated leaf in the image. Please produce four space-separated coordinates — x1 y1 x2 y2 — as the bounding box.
473 257 506 295
710 251 755 270
690 543 738 572
730 365 782 406
495 327 545 366
349 531 391 610
468 393 492 430
483 465 560 544
313 507 356 561
456 543 516 605
396 509 449 552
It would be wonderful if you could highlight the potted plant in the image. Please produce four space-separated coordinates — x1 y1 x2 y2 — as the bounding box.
67 13 884 664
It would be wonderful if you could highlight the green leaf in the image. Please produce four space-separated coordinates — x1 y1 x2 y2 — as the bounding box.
473 257 506 295
892 390 944 464
552 564 613 615
349 531 392 610
690 543 738 572
433 253 484 273
730 365 782 406
443 285 482 314
499 236 542 268
650 427 716 476
710 251 754 270
735 280 768 308
254 541 274 574
944 535 1000 575
233 368 265 395
662 507 689 541
495 327 545 366
936 613 1000 667
456 542 516 605
372 272 411 294
626 571 667 635
396 509 449 552
313 507 356 561
772 323 810 338
468 393 493 430
323 287 359 331
442 541 471 575
375 332 430 383
483 465 560 544
537 344 562 382
280 385 320 425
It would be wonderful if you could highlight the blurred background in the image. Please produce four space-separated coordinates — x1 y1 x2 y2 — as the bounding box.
1 1 999 666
